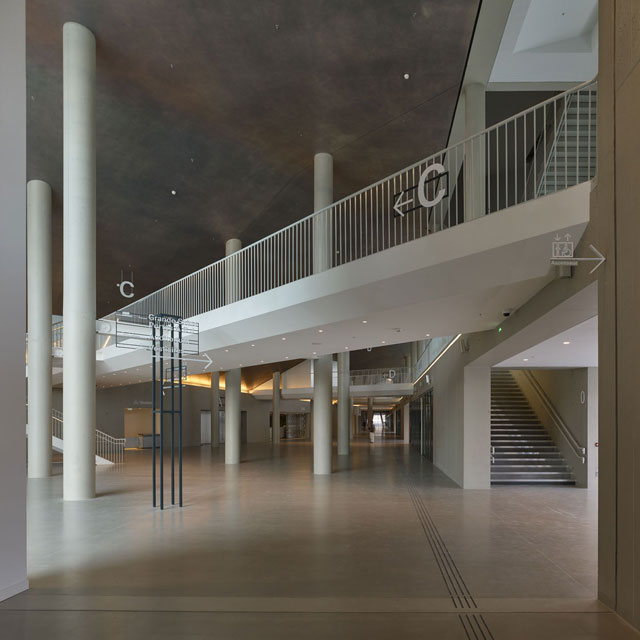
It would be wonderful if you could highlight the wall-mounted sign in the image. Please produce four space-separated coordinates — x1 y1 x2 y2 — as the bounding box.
393 163 449 217
550 234 605 274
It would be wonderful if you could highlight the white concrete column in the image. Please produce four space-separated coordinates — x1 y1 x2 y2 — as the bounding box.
313 153 333 273
225 368 241 464
225 238 242 304
210 371 220 447
272 371 281 445
403 402 410 444
224 238 242 463
63 22 96 501
464 83 486 221
27 180 52 478
337 351 350 456
313 355 333 474
409 342 418 372
462 365 490 489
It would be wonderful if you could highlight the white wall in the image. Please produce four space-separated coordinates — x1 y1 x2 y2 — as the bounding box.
0 0 28 602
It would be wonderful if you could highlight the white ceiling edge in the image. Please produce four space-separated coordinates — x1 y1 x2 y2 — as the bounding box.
496 315 597 368
489 0 598 84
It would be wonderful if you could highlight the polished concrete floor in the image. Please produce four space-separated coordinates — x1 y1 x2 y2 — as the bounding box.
1 439 638 639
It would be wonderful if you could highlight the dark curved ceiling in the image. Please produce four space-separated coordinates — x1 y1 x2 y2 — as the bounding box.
27 0 480 318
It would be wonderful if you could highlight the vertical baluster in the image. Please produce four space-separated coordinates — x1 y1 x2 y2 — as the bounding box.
564 94 568 190
576 90 580 185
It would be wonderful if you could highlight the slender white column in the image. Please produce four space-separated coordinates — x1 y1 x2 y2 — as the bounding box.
313 153 333 273
225 238 242 304
224 238 242 463
272 371 281 445
464 83 486 221
210 371 220 447
63 22 96 501
225 368 241 464
313 355 333 474
337 351 350 456
27 180 52 478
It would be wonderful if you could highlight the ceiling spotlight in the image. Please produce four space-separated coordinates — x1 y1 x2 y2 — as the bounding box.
224 349 229 352
403 73 410 80
362 320 367 324
285 356 289 359
381 340 386 344
281 337 286 341
562 341 571 345
425 334 430 337
523 358 529 362
312 352 317 355
318 329 323 333
260 360 264 363
251 344 255 347
170 189 176 195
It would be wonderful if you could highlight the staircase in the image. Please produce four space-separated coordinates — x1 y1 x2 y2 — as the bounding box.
26 408 125 465
491 370 575 485
538 90 597 196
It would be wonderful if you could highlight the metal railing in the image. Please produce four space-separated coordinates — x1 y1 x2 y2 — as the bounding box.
349 367 412 386
51 408 125 464
104 79 597 324
413 336 458 382
523 370 586 464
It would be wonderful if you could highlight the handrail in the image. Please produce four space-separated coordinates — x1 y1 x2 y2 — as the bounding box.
102 78 597 323
522 370 586 464
50 408 125 464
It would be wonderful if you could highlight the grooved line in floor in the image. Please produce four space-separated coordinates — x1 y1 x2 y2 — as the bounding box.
458 612 495 640
407 483 476 609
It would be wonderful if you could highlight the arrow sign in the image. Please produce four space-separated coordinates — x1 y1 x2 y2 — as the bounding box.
552 244 605 274
179 352 213 369
393 192 413 217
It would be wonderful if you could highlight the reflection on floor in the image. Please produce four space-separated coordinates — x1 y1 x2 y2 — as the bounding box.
1 440 637 639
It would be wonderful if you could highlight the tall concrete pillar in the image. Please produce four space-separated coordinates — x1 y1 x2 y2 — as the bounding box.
272 371 281 445
225 238 242 304
313 355 332 474
337 351 350 456
62 22 96 501
313 152 333 273
225 368 241 464
27 180 52 478
224 238 242 464
464 83 486 221
210 371 220 447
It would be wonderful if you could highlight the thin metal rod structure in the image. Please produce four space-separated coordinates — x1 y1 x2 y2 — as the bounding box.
179 322 183 507
152 323 156 507
159 323 164 510
171 325 175 505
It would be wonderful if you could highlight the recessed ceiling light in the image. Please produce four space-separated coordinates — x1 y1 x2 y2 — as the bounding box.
285 356 289 359
251 344 255 347
318 329 323 333
403 73 410 80
281 337 286 341
312 352 317 355
224 349 229 352
381 340 386 344
260 360 264 363
362 320 367 324
171 189 176 195
563 341 571 345
344 346 349 350
523 358 529 362
425 334 430 337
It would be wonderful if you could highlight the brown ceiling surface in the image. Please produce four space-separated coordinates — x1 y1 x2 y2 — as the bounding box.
27 0 480 317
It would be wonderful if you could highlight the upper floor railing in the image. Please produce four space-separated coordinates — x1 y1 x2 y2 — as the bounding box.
99 79 597 324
